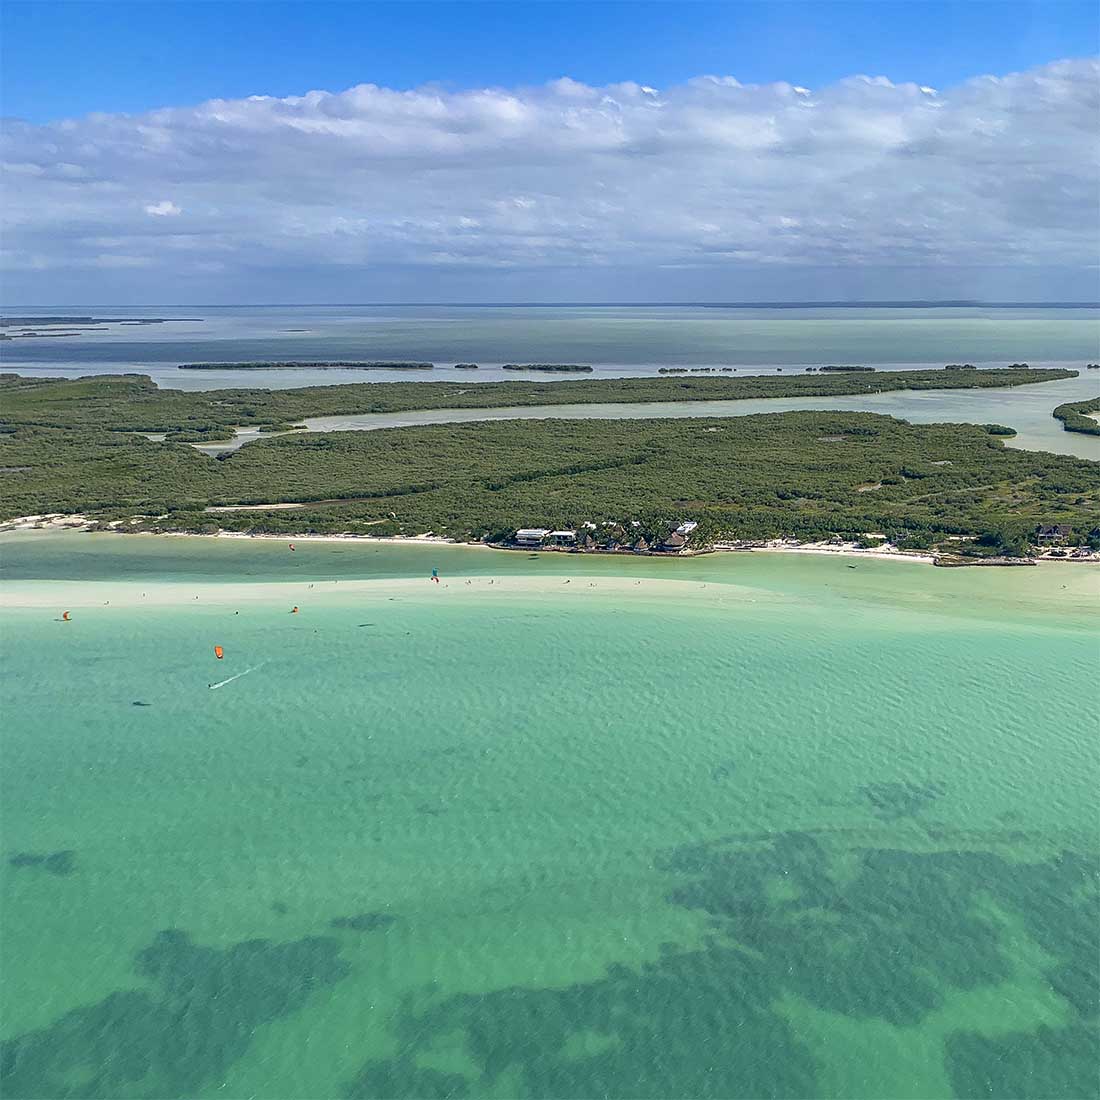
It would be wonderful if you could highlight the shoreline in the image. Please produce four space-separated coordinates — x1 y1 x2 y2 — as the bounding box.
4 515 1099 567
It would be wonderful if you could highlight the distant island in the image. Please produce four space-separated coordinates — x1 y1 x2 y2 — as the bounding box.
179 361 434 370
1 331 97 340
0 316 203 340
501 364 593 372
0 316 200 327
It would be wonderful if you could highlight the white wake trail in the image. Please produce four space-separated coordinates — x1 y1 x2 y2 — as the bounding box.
208 662 266 690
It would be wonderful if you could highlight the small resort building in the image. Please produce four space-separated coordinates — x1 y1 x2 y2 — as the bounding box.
508 518 697 553
1036 524 1073 543
515 528 551 546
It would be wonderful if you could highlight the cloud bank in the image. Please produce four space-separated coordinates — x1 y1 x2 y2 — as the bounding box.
2 58 1097 299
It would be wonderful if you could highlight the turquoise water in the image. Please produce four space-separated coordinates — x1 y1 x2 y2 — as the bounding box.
4 304 1098 389
1 534 1098 1099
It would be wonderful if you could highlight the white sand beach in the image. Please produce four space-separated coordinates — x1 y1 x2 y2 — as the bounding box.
2 517 1097 567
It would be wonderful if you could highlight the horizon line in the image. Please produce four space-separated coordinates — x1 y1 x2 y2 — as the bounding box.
4 300 1099 310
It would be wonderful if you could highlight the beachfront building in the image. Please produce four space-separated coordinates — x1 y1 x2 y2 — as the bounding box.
660 531 688 551
549 530 577 546
676 521 699 535
515 528 551 546
1036 524 1073 543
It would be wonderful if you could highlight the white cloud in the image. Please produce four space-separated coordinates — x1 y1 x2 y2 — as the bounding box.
2 58 1097 289
144 200 182 217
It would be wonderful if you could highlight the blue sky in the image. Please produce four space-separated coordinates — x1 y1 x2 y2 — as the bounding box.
2 1 1097 303
3 0 1097 123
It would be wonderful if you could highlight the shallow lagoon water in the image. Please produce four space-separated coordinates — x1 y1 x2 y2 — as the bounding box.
1 534 1097 1098
269 374 1100 461
4 303 1098 389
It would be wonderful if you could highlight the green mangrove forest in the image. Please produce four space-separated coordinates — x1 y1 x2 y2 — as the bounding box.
1053 397 1100 436
2 370 1098 553
0 367 1074 438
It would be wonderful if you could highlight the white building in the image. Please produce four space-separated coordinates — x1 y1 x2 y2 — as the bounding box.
514 528 551 546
